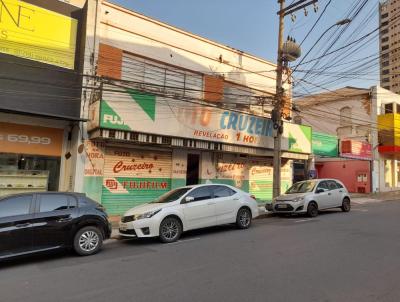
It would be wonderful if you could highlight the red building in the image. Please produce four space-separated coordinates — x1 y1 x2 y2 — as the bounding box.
316 159 371 193
315 140 372 193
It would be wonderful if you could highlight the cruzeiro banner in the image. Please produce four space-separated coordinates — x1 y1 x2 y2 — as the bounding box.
99 85 312 154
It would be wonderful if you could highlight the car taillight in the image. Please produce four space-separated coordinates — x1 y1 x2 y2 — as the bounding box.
250 195 257 201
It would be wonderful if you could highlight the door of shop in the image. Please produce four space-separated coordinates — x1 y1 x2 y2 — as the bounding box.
356 171 368 193
186 154 200 185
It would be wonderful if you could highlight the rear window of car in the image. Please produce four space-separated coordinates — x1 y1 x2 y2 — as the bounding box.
212 186 236 198
38 194 71 213
335 181 344 189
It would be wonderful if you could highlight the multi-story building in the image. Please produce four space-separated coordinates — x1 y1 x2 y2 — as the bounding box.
295 85 400 193
73 0 312 215
379 0 400 92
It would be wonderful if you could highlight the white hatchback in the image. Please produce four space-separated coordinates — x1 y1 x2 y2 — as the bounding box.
269 179 351 217
119 184 259 243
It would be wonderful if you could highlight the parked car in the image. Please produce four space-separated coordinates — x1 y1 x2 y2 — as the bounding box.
0 192 111 260
268 179 351 217
119 184 259 243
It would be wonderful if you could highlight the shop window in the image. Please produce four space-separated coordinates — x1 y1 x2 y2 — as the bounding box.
0 153 60 192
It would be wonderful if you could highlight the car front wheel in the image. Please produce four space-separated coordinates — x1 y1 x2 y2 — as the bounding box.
307 202 318 217
159 217 182 243
73 226 103 256
341 198 351 212
236 207 252 229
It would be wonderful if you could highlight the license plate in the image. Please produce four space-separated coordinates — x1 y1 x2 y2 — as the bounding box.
119 223 128 231
277 204 288 208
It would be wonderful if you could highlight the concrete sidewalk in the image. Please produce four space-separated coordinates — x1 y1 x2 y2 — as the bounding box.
350 190 400 205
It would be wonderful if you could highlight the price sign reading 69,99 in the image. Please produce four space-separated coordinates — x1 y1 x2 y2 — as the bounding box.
2 134 52 145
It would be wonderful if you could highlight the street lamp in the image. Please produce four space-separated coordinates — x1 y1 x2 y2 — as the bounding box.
293 18 352 72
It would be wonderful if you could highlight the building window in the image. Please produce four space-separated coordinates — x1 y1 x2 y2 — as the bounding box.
340 107 352 126
382 45 389 51
381 29 389 35
382 69 390 75
382 60 389 67
382 36 389 43
385 103 393 113
382 77 390 83
122 53 204 99
382 12 389 19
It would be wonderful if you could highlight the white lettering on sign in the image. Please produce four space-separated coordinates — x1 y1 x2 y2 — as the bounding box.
103 114 124 125
0 134 51 145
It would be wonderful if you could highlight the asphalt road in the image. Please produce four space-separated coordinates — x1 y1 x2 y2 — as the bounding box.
2 200 400 302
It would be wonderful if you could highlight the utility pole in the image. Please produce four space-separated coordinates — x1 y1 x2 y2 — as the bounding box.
273 0 318 198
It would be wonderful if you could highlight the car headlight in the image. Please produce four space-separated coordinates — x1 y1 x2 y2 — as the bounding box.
135 209 162 220
293 197 305 203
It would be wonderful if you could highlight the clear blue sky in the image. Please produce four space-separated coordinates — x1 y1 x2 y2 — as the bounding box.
112 0 379 93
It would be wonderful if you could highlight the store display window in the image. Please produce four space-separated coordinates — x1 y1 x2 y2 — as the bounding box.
0 153 61 196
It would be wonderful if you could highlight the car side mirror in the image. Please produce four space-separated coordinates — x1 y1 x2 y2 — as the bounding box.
316 188 324 194
183 196 194 203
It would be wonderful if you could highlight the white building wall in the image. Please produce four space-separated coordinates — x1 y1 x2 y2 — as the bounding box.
73 0 102 193
296 86 400 193
98 1 278 94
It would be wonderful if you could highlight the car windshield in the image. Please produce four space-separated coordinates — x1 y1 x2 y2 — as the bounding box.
152 188 192 203
285 180 317 194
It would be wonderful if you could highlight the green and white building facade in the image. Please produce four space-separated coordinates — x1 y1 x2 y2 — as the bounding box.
80 1 312 215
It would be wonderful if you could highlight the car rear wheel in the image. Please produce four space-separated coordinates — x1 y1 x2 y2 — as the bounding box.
159 217 182 243
341 198 351 212
236 207 252 229
307 202 318 217
73 226 103 256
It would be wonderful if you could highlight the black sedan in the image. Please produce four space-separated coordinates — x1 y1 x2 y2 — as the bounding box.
0 192 111 260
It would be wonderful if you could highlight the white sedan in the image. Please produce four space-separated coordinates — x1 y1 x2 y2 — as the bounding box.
269 179 351 217
119 184 259 243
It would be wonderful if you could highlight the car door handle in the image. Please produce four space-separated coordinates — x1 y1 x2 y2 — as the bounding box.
233 198 240 201
207 202 216 205
56 215 72 223
328 193 332 195
339 190 343 193
15 223 31 228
